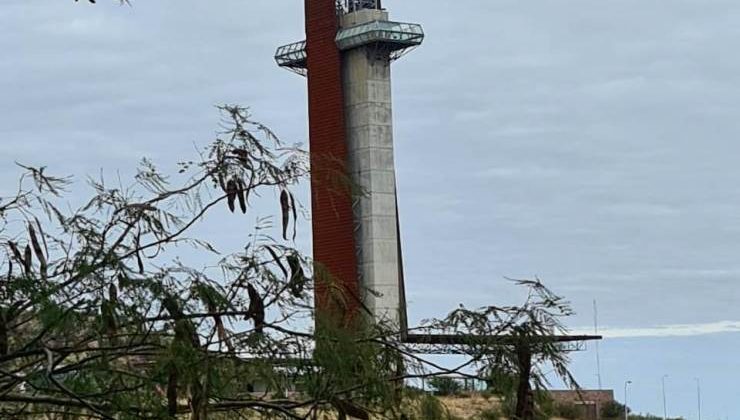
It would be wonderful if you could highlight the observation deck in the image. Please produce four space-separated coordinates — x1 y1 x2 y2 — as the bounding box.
335 20 424 55
274 40 308 75
275 11 423 75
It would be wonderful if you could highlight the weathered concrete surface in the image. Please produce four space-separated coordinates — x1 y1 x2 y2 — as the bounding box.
341 9 404 327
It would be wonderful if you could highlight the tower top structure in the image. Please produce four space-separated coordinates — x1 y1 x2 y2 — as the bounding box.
345 0 382 12
275 2 423 76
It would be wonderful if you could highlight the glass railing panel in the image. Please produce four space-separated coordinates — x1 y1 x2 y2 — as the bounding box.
336 20 424 51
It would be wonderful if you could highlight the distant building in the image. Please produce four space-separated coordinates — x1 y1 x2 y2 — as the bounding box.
550 390 615 420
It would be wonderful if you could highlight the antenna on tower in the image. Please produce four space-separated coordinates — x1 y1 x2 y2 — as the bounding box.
594 299 603 390
346 0 382 12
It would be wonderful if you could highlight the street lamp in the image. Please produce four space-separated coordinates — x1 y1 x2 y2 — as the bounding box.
694 378 702 420
624 380 633 420
662 375 669 420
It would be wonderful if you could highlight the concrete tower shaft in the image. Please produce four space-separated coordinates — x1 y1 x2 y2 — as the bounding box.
276 1 423 329
341 8 403 327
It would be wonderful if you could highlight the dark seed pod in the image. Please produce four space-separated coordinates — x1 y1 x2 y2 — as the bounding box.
289 192 298 240
23 245 32 275
245 284 265 334
286 254 306 297
280 190 290 241
264 246 288 279
34 218 49 256
236 179 247 214
226 179 237 213
109 282 118 306
7 242 23 267
28 223 47 277
2 263 11 302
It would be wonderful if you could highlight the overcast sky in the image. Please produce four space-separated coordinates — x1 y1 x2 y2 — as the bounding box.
2 0 740 418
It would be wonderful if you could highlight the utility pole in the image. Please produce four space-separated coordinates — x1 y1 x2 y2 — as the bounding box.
624 380 632 420
594 299 603 390
662 375 669 420
594 300 603 420
695 378 702 420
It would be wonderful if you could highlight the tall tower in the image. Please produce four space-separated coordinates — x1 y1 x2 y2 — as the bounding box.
276 0 423 330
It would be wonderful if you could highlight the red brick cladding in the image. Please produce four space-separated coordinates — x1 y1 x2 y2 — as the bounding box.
304 0 360 325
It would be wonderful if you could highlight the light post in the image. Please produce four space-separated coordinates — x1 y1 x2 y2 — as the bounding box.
695 378 702 420
624 380 633 420
662 375 669 420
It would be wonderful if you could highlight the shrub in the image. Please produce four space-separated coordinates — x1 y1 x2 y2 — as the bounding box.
602 401 629 419
429 377 463 396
